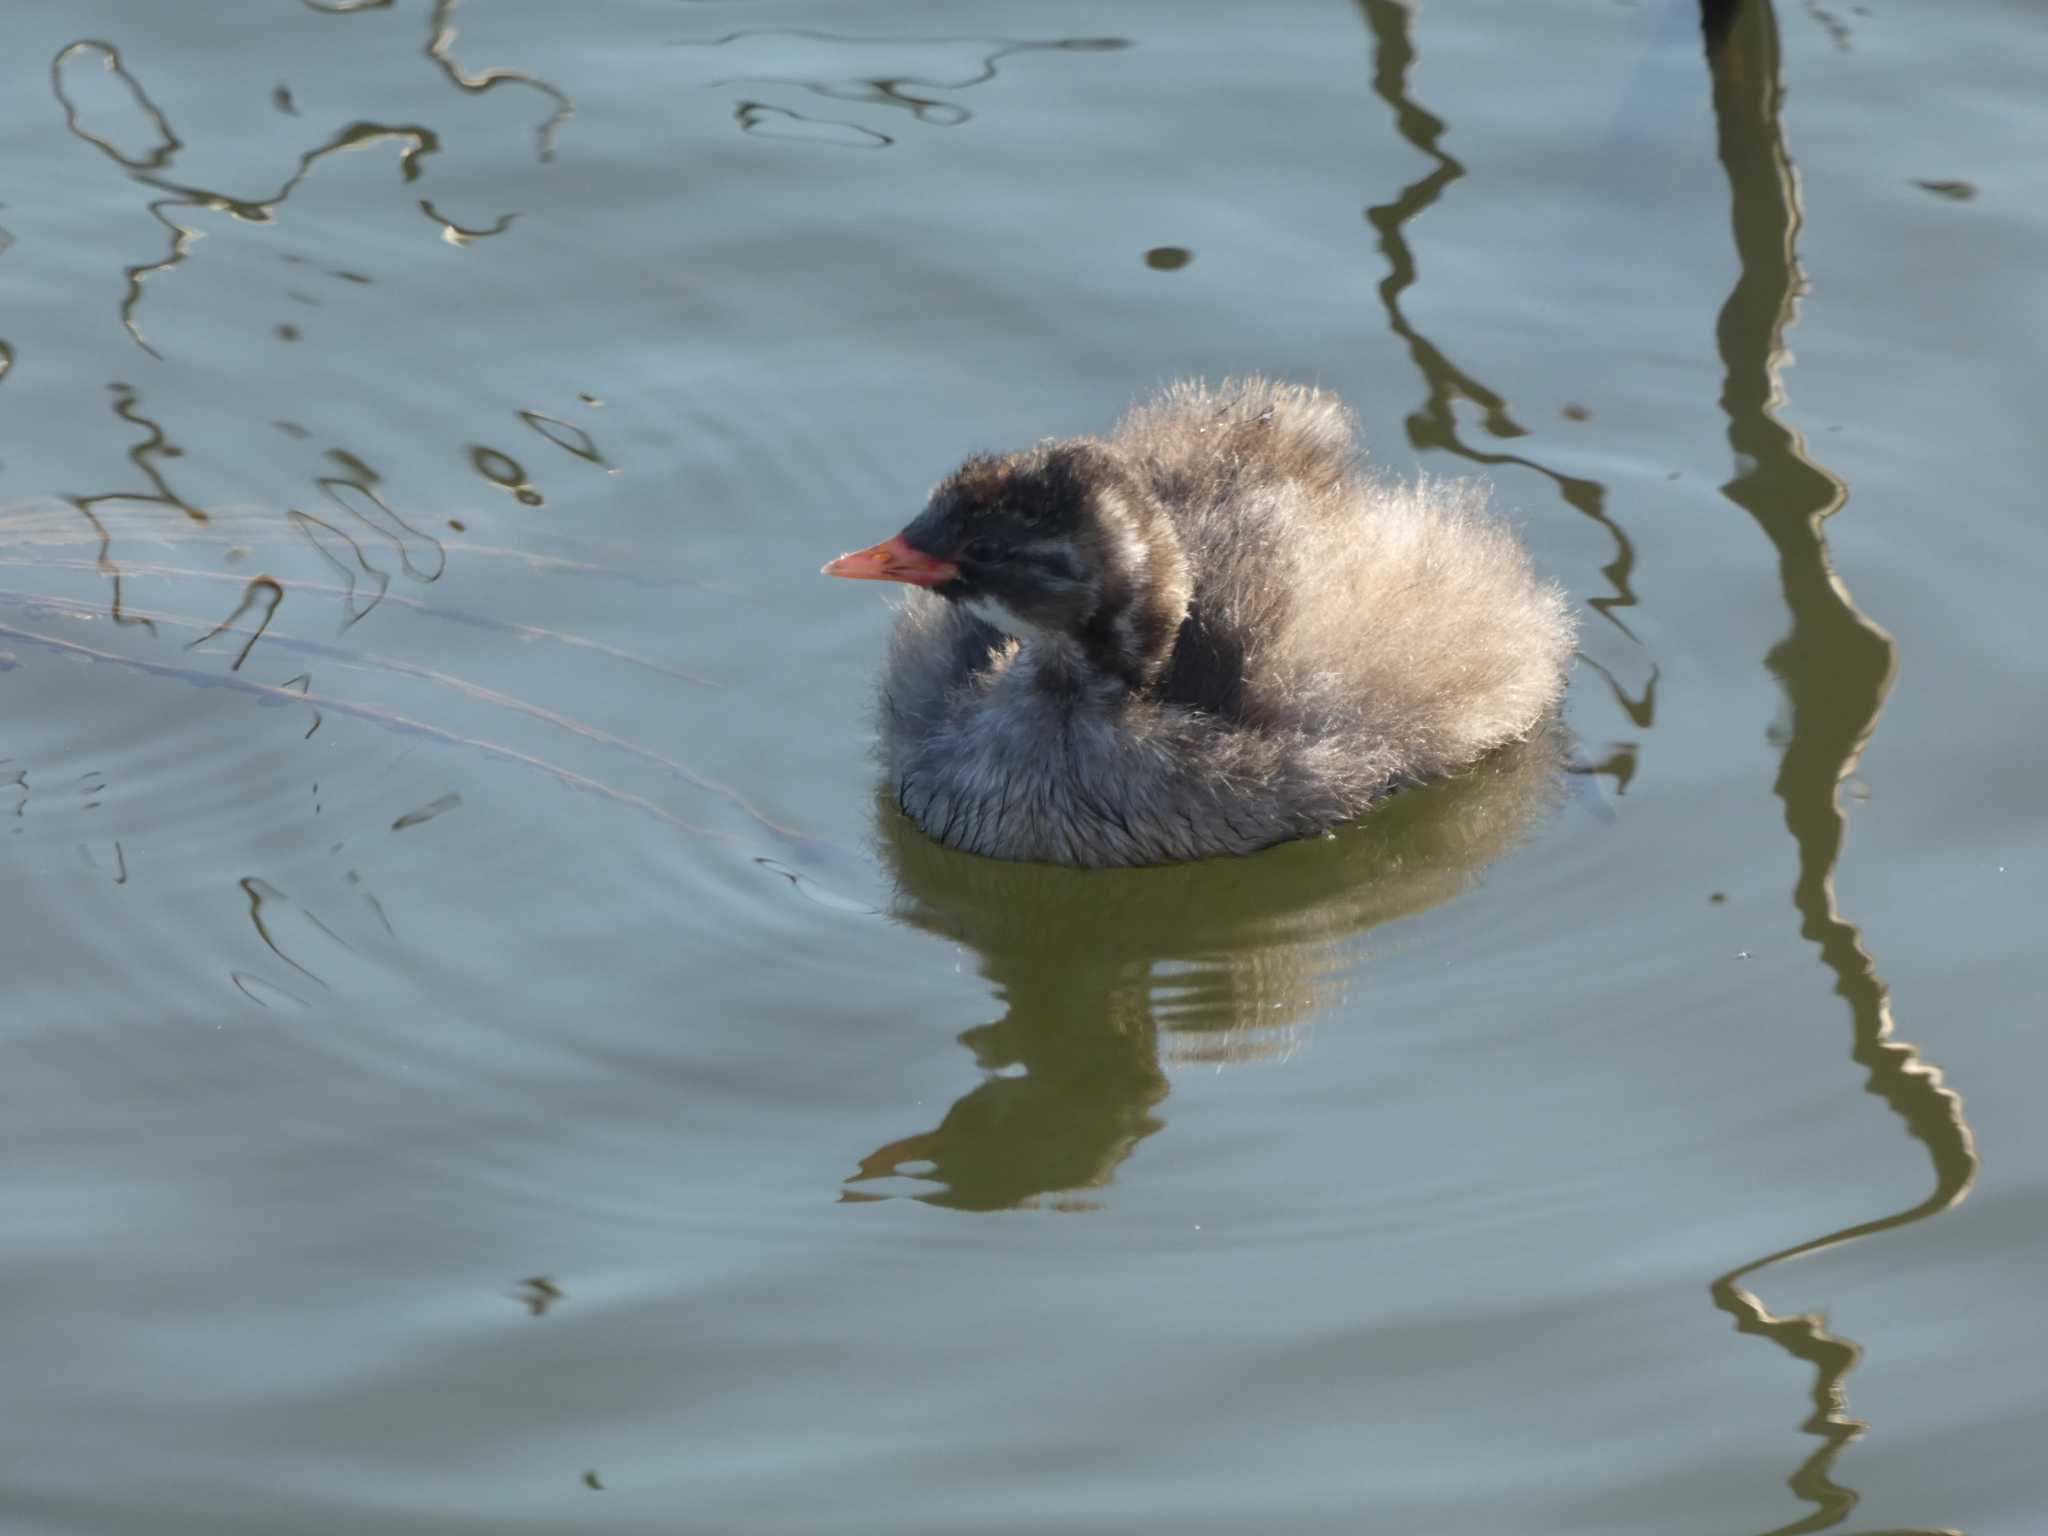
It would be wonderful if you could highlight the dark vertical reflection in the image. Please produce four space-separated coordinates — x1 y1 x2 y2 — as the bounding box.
1355 0 1658 748
1704 5 1976 1532
1701 0 1746 51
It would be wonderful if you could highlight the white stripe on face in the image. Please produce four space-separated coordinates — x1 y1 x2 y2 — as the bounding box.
962 593 1056 644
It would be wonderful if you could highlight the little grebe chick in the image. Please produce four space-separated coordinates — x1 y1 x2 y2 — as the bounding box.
825 378 1575 867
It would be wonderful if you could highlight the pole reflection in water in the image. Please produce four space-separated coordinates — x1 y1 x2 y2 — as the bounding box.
1355 0 1658 780
847 722 1568 1211
1704 4 1976 1532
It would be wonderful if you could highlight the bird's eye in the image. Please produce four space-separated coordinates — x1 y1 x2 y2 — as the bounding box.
963 537 1000 563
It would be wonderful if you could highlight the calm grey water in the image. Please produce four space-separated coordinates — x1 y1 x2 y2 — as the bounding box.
3 1 2042 1532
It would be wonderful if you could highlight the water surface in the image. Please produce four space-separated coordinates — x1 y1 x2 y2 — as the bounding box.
3 1 2044 1532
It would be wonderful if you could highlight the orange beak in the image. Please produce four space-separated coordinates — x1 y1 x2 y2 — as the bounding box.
822 532 959 588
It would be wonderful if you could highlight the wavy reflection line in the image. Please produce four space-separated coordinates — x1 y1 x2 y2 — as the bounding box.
0 596 802 843
346 869 396 936
107 382 190 506
232 971 312 1008
68 382 204 629
734 102 891 150
467 444 544 504
125 113 441 352
425 0 573 162
296 0 572 159
289 508 393 627
279 672 324 739
681 32 1127 137
186 576 284 671
324 446 384 486
392 791 461 831
110 200 198 359
675 28 1128 75
67 498 158 634
303 908 358 953
518 409 606 465
0 554 716 684
74 381 207 523
731 76 969 129
217 596 789 836
317 477 446 582
700 36 1122 131
240 877 328 988
419 199 519 245
121 121 442 353
51 38 444 355
49 40 181 170
0 619 732 843
1355 0 1657 737
1705 6 1975 1533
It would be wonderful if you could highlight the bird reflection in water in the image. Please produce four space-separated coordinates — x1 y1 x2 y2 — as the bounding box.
846 721 1569 1211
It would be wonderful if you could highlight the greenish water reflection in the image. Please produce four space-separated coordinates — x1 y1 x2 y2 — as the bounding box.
1353 1 1980 1529
852 724 1568 1210
1702 4 1976 1533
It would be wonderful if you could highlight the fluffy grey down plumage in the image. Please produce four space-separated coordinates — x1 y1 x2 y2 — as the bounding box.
862 378 1576 867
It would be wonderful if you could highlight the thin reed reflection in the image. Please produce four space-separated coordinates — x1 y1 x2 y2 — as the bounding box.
0 616 725 847
0 579 785 840
1355 0 1659 764
297 0 572 160
4 462 797 866
287 508 394 628
849 723 1568 1210
1703 5 1976 1533
674 32 1127 147
314 477 445 583
423 0 573 163
85 381 205 521
518 410 607 467
733 102 890 150
240 875 329 990
2 499 717 658
186 575 284 671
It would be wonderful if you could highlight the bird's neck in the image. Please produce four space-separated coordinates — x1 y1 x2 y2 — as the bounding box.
1049 516 1193 697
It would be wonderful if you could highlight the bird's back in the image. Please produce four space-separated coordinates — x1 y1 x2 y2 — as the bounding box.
870 378 1574 865
1117 378 1574 781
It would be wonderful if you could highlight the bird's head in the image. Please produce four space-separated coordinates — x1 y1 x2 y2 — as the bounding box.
825 440 1190 690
